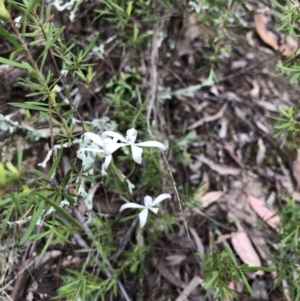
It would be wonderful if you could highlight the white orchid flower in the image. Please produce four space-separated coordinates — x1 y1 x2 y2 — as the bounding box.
119 193 171 228
102 128 167 165
78 132 113 170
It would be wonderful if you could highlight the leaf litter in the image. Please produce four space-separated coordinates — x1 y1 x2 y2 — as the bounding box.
1 1 300 300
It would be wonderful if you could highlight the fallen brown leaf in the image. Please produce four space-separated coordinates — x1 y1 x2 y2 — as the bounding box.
223 143 245 168
199 191 224 208
254 13 298 57
231 231 263 274
280 35 298 57
286 35 298 50
165 254 187 266
255 119 272 134
156 259 185 288
280 43 296 57
197 154 241 176
254 13 279 51
188 103 227 130
256 138 266 166
230 218 264 276
256 99 278 112
175 276 203 301
247 195 281 231
250 78 260 98
190 227 205 255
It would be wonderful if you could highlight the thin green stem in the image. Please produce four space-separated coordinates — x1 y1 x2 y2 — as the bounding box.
9 20 72 142
109 158 134 201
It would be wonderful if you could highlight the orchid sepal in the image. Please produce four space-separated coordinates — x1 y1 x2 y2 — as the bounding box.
119 194 172 228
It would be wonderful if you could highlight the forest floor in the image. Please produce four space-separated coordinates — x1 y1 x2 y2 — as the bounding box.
0 1 299 301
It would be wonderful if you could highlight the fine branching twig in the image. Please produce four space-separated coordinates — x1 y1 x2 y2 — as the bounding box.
162 151 190 237
111 217 139 262
0 257 37 294
147 23 189 237
9 225 41 300
73 208 131 301
147 24 159 138
32 11 86 132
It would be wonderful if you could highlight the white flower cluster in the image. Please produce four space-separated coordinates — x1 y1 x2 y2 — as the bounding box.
78 128 171 228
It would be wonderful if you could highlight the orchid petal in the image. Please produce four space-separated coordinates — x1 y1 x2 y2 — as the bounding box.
149 207 159 214
84 132 104 147
102 137 114 144
144 195 153 207
135 141 167 151
152 193 172 206
131 145 143 164
126 128 137 143
103 142 128 156
102 131 127 143
139 208 149 228
120 203 145 211
103 155 112 170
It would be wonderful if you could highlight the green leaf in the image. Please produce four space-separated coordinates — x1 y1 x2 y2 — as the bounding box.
0 195 14 207
269 0 287 10
17 147 23 172
240 265 274 273
81 34 99 60
6 162 19 177
23 0 38 20
39 231 53 260
274 122 291 130
29 230 50 241
76 69 86 81
61 170 71 188
105 0 124 12
126 1 133 16
36 192 82 228
0 24 22 49
40 113 63 126
281 230 295 245
40 26 65 69
290 72 299 84
9 48 26 60
67 159 79 173
224 244 237 265
47 144 64 180
62 109 76 118
0 0 11 21
0 162 5 187
28 69 40 79
133 23 139 41
62 191 76 206
34 169 47 179
9 102 49 112
20 199 45 245
279 107 291 118
204 271 219 288
11 192 23 216
0 57 32 71
240 271 253 295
